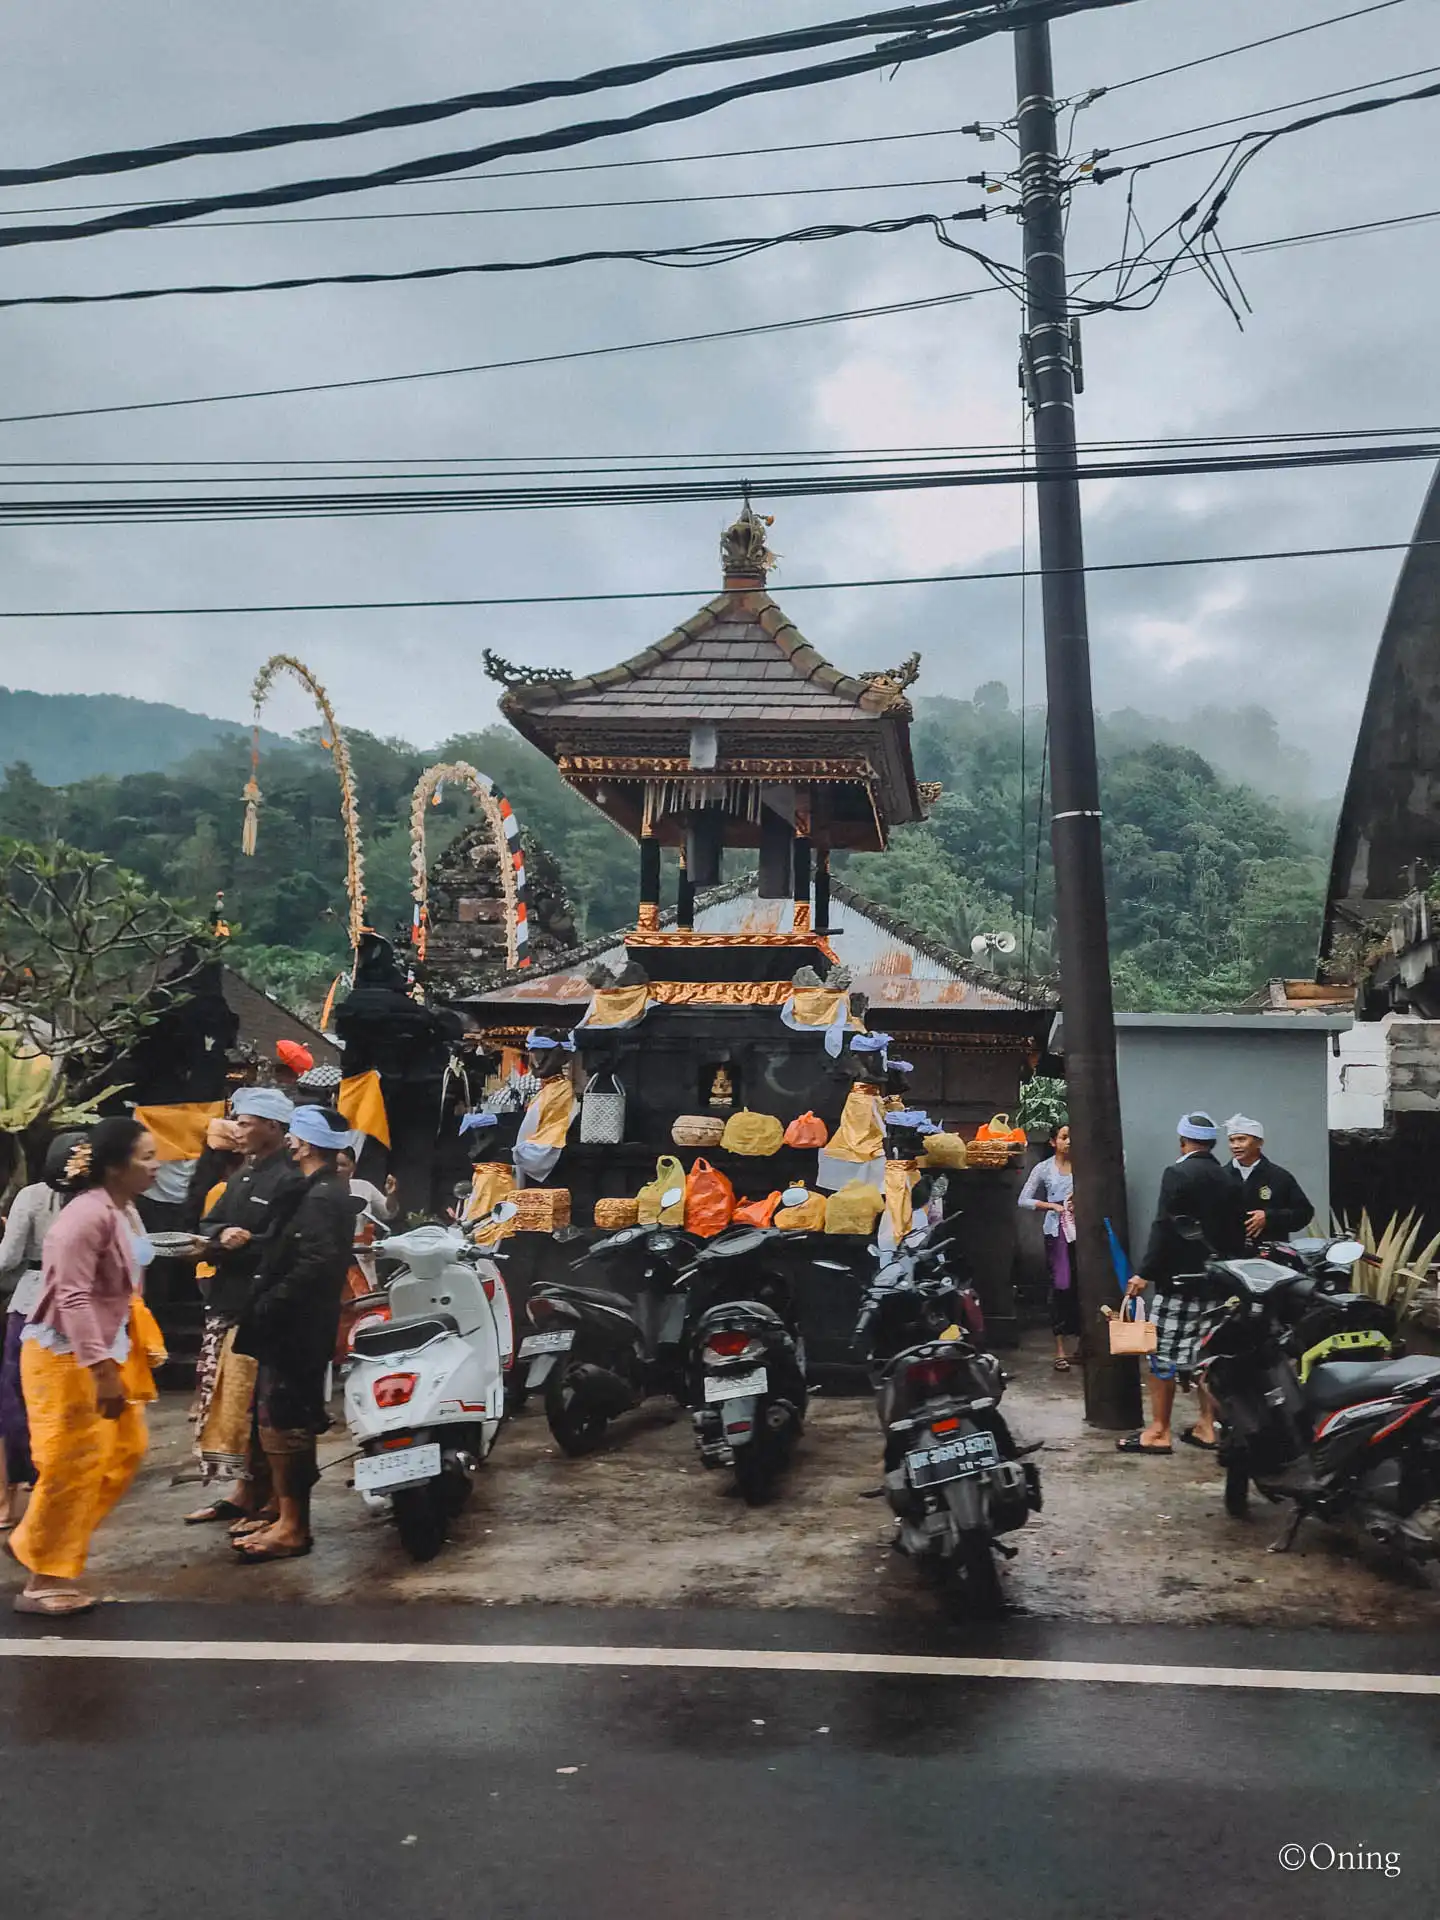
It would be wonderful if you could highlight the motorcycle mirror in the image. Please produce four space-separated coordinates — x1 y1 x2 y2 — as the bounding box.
489 1201 519 1224
661 1186 684 1209
1173 1214 1206 1242
781 1186 810 1207
1326 1238 1366 1267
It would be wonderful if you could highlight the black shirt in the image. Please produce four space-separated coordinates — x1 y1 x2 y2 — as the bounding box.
199 1150 306 1319
1230 1153 1313 1241
1139 1148 1248 1288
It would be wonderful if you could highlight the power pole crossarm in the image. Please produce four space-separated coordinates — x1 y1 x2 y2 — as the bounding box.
1013 19 1139 1429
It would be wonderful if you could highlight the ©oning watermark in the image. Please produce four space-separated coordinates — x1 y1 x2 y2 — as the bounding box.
1278 1843 1400 1878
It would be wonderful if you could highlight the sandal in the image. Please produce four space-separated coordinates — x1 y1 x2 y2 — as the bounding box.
1180 1429 1219 1452
1116 1434 1173 1455
228 1510 278 1539
232 1537 312 1564
1052 1357 1071 1372
183 1498 248 1526
14 1588 97 1617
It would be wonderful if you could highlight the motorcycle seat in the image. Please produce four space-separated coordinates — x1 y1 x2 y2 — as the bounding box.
352 1311 459 1356
1303 1354 1440 1412
536 1282 635 1312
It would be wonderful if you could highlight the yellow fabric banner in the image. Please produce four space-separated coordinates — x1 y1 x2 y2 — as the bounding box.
527 1074 576 1150
884 1161 916 1243
585 985 651 1028
338 1069 391 1148
828 1084 886 1163
134 1101 225 1164
789 986 847 1029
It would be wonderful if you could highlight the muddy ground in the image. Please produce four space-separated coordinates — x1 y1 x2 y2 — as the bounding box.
25 1335 1440 1628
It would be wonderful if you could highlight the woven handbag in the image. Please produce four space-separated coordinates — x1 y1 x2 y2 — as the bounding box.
580 1071 626 1146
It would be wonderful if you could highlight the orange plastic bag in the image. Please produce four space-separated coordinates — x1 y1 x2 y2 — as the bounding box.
976 1111 1027 1144
733 1191 782 1228
684 1157 736 1238
783 1111 829 1149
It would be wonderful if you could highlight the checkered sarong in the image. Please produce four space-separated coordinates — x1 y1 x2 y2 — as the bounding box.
1150 1284 1216 1381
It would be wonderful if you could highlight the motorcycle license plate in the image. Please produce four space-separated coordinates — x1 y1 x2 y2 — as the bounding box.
518 1329 574 1359
906 1431 1000 1487
704 1366 768 1403
354 1442 442 1492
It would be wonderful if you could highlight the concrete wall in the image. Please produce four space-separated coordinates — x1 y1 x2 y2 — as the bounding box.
1331 1019 1388 1130
1387 1017 1440 1114
1110 1015 1346 1259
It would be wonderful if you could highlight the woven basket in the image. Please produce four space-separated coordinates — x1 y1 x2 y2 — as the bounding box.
963 1140 1016 1170
672 1115 725 1148
512 1187 572 1232
593 1196 640 1230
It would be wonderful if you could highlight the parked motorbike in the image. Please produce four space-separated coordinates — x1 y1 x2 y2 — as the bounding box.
688 1219 812 1504
520 1215 703 1454
848 1217 1039 1614
343 1222 511 1560
1189 1226 1440 1560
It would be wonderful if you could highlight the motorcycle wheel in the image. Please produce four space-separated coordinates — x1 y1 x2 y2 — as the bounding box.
941 1531 1004 1618
1224 1457 1251 1518
545 1362 610 1457
392 1480 449 1562
732 1433 783 1507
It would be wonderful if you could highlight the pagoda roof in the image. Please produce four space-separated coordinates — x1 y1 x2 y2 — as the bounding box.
502 585 911 732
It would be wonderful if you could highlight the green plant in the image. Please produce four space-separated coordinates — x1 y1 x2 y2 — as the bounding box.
1017 1074 1067 1138
1331 1208 1440 1321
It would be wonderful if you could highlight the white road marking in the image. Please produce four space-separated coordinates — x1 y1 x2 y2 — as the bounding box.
0 1638 1435 1695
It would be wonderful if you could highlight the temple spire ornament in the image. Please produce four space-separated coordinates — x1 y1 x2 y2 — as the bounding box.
720 500 777 582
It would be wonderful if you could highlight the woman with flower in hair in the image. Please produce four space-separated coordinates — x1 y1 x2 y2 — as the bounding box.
10 1118 165 1618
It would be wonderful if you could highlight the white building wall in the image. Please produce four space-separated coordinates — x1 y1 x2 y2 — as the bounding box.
1330 1017 1390 1131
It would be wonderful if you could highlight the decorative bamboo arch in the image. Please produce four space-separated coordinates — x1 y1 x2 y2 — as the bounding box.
242 653 366 954
409 762 530 969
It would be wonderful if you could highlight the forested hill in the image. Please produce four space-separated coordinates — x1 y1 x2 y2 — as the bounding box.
0 685 1336 1016
0 687 289 784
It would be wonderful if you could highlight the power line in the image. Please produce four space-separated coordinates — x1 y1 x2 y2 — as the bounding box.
0 1 1131 250
0 537 1429 619
0 3 1042 189
0 441 1433 528
1101 0 1412 95
1089 63 1440 162
1 126 993 217
0 207 992 312
0 200 1427 429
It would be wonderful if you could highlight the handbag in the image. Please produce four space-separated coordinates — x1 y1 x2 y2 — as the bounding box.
1109 1296 1157 1356
579 1071 626 1145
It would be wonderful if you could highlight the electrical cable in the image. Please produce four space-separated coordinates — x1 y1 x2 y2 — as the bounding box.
2 199 1429 429
0 2 1075 189
0 0 1133 250
0 442 1433 528
0 207 992 311
0 537 1431 620
1100 0 1412 95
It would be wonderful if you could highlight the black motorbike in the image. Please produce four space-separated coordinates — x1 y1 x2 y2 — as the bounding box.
850 1219 1039 1615
687 1226 811 1505
520 1224 702 1454
1190 1228 1440 1560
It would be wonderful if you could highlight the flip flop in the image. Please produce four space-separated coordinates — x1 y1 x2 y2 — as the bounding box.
1116 1435 1173 1455
14 1589 97 1617
1053 1357 1071 1372
1181 1429 1219 1452
228 1511 278 1539
232 1538 312 1564
183 1498 248 1526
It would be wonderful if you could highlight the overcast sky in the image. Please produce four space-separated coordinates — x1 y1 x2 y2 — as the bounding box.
0 0 1434 788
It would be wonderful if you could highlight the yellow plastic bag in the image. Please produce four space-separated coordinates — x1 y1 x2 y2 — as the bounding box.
720 1109 785 1156
637 1154 687 1226
776 1189 827 1231
825 1181 887 1235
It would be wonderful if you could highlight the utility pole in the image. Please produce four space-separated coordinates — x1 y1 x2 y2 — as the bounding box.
1014 17 1139 1429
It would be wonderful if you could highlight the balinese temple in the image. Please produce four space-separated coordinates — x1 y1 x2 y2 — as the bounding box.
460 507 1055 1351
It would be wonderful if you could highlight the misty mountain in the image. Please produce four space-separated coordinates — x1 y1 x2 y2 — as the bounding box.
0 687 291 786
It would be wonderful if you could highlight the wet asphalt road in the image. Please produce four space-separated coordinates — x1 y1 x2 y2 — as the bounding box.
0 1606 1432 1920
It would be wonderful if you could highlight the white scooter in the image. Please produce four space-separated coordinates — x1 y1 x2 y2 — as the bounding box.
343 1219 512 1560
